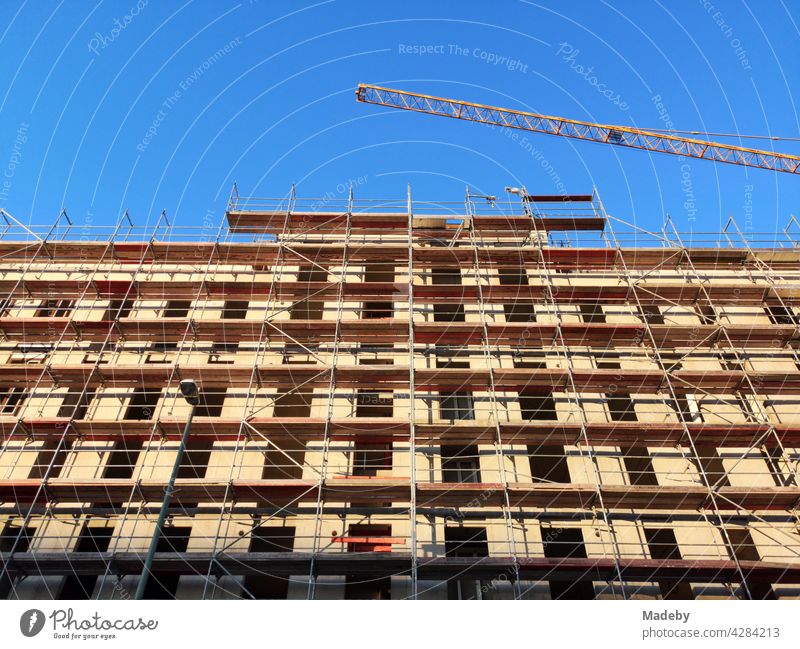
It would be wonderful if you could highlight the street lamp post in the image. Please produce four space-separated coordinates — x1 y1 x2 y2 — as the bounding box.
135 379 200 600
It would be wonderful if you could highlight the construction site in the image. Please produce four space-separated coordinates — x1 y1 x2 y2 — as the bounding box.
0 86 799 600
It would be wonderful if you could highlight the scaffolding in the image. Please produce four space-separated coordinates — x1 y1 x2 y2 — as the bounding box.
0 187 799 600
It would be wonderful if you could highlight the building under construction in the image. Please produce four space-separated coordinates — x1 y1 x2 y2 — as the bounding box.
0 186 799 600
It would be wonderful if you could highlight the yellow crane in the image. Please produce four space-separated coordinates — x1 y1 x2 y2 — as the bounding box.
355 83 800 174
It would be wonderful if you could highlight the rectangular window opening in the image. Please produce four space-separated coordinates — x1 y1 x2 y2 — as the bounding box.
579 303 605 324
209 342 239 364
104 441 141 480
765 304 795 325
639 305 664 325
103 299 133 321
163 300 191 318
28 441 71 480
528 445 570 483
622 446 658 486
36 299 75 318
352 443 392 476
177 440 214 479
222 300 248 319
607 392 637 422
0 386 27 415
356 390 394 418
195 391 226 418
125 388 160 421
441 445 481 483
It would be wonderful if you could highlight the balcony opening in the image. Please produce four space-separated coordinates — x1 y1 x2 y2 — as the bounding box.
0 522 36 598
243 524 296 599
352 443 392 476
59 526 114 599
345 524 392 600
644 527 694 600
726 528 776 600
362 264 394 319
0 522 36 553
579 303 605 323
529 445 570 483
542 528 595 599
639 305 664 325
222 300 248 319
125 388 160 421
140 526 191 599
445 526 489 600
437 358 473 421
163 300 191 318
500 265 533 322
262 389 309 480
290 266 326 320
441 445 481 483
28 441 71 479
432 267 465 322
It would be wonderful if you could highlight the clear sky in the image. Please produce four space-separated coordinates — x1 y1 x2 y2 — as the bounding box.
0 1 797 241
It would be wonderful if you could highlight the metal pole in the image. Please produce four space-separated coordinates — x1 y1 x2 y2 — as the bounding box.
135 402 197 600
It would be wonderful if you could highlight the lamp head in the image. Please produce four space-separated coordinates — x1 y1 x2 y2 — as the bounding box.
179 379 200 405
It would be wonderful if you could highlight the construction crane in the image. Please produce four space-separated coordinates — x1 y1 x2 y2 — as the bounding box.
355 84 800 175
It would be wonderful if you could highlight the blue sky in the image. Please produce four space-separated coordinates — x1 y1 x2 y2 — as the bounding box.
0 1 797 241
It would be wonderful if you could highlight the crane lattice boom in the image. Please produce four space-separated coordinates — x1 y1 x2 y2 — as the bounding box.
356 84 800 174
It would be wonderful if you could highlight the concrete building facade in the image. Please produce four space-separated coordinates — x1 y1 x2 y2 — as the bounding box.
0 188 799 599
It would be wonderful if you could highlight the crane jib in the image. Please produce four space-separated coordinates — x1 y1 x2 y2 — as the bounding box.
355 84 800 174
